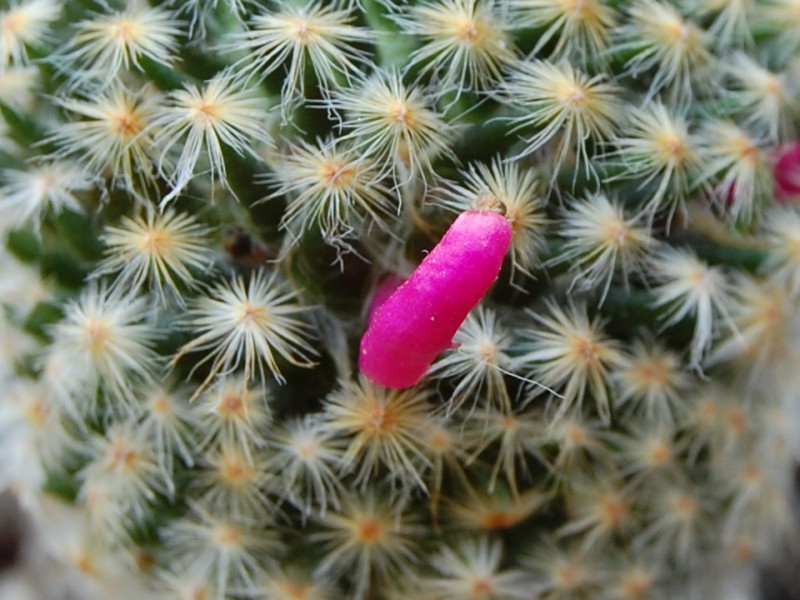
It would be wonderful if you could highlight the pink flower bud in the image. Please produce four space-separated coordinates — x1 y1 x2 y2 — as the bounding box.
359 209 513 388
774 142 800 202
366 275 406 324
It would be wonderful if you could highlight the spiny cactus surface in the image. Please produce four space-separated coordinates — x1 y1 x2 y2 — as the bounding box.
1 0 800 599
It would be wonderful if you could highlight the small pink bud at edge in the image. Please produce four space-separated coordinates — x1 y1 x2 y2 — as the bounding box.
359 210 513 388
774 142 800 202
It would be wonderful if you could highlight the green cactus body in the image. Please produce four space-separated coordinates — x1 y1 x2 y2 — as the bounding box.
0 0 799 598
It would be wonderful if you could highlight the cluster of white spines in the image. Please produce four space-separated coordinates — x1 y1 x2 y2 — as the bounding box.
0 0 792 230
0 0 800 598
56 3 182 88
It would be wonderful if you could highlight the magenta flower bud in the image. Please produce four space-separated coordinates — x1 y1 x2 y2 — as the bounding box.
366 274 407 324
359 208 513 388
774 142 800 202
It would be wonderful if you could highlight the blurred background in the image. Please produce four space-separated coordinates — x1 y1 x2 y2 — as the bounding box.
2 488 799 600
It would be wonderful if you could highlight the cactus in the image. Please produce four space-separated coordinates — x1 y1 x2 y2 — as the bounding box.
1 0 800 598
